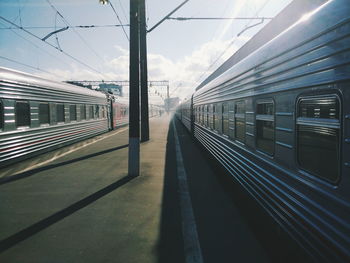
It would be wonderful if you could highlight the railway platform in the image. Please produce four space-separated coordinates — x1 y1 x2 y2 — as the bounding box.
0 115 308 263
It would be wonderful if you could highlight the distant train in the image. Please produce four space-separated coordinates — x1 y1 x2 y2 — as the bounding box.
177 0 349 262
0 67 163 168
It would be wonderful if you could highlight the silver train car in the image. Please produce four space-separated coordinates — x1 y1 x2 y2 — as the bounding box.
0 67 110 168
177 0 349 261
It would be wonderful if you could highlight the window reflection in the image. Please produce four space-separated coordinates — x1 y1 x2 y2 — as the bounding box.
297 96 340 183
16 101 30 127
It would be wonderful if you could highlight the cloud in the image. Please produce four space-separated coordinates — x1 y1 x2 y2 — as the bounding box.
40 38 245 102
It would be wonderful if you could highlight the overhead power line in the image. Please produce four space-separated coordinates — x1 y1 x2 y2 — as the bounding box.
195 0 273 86
0 21 73 69
168 16 273 21
109 1 129 41
0 24 130 30
42 26 68 41
0 15 105 78
117 0 128 24
0 55 60 78
148 0 190 33
45 0 106 67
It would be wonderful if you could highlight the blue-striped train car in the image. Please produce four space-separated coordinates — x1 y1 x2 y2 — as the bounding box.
0 67 110 168
178 0 350 261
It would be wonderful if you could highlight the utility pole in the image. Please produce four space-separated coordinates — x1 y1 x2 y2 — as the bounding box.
140 0 149 142
128 0 140 176
98 0 188 176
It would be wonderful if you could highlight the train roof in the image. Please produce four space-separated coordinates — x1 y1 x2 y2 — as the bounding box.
194 0 350 99
195 0 328 91
0 67 106 99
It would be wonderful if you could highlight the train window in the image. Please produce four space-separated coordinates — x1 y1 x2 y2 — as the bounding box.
199 107 201 123
202 106 205 125
102 106 106 118
69 105 77 121
206 105 209 127
80 105 86 120
95 105 100 118
235 101 245 142
201 106 203 124
198 107 201 122
0 101 3 130
39 103 50 125
202 106 204 125
193 107 196 122
212 105 216 130
228 102 235 139
56 104 65 123
297 96 340 183
198 106 200 124
89 105 94 119
197 107 199 123
222 103 229 136
256 101 274 155
15 101 30 127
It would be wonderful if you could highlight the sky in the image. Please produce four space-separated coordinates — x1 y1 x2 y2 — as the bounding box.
0 0 293 104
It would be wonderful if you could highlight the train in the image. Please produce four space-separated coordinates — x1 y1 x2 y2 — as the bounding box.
177 0 349 262
0 67 163 169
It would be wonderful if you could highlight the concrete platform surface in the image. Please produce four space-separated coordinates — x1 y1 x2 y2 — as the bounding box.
0 115 273 263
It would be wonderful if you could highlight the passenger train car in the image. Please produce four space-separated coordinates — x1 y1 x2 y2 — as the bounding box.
109 95 129 129
0 67 124 168
177 0 349 261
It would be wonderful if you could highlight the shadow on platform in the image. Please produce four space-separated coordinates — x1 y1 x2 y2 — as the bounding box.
0 172 136 253
157 119 185 263
0 144 129 186
156 117 313 263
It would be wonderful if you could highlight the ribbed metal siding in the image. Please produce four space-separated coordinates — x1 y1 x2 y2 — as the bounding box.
0 81 106 105
0 120 108 167
0 68 109 168
193 1 350 105
194 124 349 261
190 1 350 261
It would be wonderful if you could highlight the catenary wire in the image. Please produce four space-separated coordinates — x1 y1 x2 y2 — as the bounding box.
0 55 62 78
0 21 74 70
117 0 128 24
0 24 129 30
167 17 273 20
195 0 272 86
45 0 106 67
0 15 106 79
109 1 129 41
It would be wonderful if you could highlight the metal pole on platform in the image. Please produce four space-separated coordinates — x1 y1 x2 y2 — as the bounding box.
140 0 149 142
128 0 140 176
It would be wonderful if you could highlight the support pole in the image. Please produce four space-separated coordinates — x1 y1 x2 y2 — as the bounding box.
140 0 149 142
128 0 140 176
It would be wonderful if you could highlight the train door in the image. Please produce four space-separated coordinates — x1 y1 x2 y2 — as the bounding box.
190 95 194 135
108 99 113 130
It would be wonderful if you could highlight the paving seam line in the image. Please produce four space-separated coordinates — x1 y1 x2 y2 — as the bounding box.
172 119 204 263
